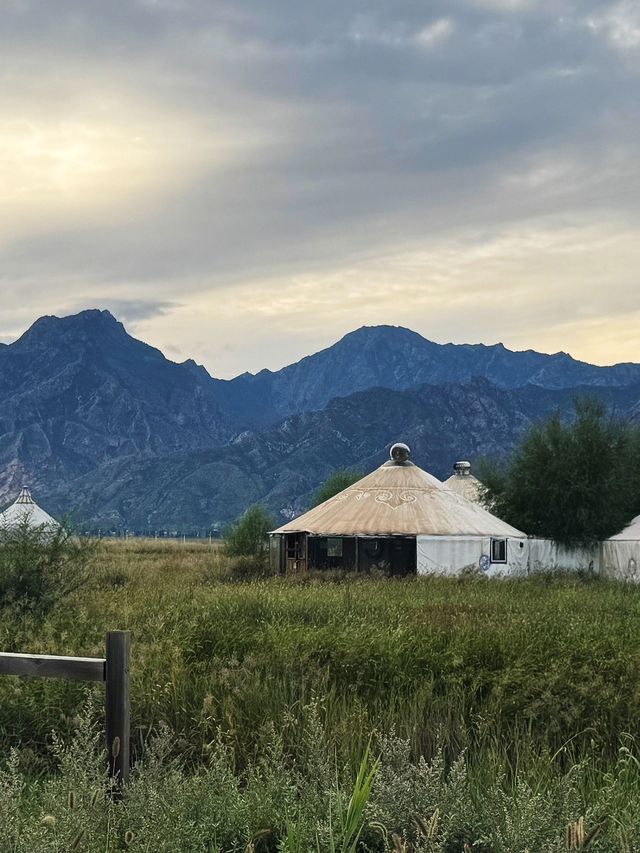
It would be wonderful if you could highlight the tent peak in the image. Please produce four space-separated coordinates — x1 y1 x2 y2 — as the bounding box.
16 486 34 504
389 442 411 464
453 461 472 477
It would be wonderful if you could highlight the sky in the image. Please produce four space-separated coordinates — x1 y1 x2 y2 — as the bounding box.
0 0 639 378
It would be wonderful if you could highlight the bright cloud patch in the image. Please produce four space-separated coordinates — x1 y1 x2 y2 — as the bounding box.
0 0 639 373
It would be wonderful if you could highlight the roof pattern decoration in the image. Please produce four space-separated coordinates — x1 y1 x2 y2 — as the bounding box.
274 448 525 538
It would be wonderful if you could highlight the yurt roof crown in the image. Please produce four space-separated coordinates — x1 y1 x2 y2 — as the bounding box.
452 460 472 476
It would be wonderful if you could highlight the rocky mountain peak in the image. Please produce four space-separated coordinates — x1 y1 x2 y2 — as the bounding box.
13 308 127 352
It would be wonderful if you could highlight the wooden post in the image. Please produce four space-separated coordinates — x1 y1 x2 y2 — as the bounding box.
105 630 130 789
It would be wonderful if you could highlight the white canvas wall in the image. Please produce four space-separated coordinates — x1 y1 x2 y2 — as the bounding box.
416 536 602 577
601 541 640 582
416 536 528 577
527 539 599 574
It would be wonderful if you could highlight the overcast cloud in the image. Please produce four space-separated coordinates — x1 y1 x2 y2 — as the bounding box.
0 0 639 376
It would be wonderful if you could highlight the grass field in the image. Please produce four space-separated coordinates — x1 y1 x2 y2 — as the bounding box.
2 539 640 850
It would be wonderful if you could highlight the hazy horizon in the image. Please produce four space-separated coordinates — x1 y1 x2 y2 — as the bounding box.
1 1 639 377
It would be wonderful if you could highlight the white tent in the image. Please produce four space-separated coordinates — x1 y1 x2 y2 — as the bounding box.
601 514 640 581
272 443 528 575
443 461 482 504
608 514 640 540
0 487 59 531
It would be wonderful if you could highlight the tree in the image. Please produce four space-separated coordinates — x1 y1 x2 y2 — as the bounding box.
478 399 640 547
311 469 363 507
223 505 275 557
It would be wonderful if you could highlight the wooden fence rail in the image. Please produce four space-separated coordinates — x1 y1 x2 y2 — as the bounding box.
0 630 130 787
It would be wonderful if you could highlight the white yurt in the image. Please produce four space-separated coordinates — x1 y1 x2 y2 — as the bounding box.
601 514 640 581
0 486 59 532
443 460 482 504
270 443 528 576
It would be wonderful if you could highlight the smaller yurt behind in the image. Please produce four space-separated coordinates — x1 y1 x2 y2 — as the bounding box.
443 461 482 504
601 514 640 581
0 486 59 533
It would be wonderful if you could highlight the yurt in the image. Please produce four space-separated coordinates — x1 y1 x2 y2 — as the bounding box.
601 514 640 581
0 486 59 532
443 461 482 504
270 443 528 576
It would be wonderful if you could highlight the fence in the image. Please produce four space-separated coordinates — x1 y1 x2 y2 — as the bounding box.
0 630 130 787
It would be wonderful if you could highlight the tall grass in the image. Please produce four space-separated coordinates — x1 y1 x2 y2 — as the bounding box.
1 540 640 771
2 539 640 848
2 705 640 851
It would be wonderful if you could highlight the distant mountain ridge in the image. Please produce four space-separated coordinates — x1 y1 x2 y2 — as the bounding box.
43 377 640 530
1 308 639 529
219 324 640 424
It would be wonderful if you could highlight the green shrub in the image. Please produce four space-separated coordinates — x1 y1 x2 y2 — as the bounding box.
228 553 271 579
223 505 274 559
0 518 97 616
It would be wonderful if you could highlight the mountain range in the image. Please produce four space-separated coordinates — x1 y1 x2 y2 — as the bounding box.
1 309 639 531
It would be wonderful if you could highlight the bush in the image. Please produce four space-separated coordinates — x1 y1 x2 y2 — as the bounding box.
0 518 97 616
222 505 274 559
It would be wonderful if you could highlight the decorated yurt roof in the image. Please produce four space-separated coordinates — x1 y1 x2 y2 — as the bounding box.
0 487 59 529
609 514 640 541
443 461 482 504
274 444 525 537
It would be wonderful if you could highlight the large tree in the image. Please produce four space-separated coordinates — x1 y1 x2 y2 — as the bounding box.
479 399 640 546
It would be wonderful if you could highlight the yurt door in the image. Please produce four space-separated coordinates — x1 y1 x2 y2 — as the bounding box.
285 533 307 573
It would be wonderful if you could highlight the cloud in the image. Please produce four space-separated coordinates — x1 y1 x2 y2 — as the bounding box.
0 0 638 373
79 299 180 324
587 2 640 51
128 215 640 377
415 18 454 47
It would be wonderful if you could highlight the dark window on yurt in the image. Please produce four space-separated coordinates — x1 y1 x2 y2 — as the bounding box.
491 538 507 563
358 537 416 575
307 536 357 570
327 538 343 557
